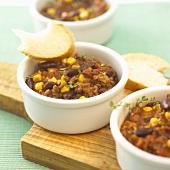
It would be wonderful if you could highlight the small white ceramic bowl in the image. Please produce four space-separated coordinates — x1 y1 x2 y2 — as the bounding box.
17 42 128 134
29 0 117 44
110 86 170 170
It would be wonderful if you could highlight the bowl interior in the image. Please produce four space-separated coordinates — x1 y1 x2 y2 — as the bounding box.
30 0 117 27
110 86 170 165
17 42 128 107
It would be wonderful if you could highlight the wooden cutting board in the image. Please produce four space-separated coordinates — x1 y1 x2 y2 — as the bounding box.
0 62 132 170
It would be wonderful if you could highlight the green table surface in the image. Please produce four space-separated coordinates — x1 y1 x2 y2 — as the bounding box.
0 3 170 169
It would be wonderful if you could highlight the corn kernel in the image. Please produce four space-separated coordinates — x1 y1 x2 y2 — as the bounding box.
47 68 56 72
66 57 76 65
153 104 160 110
165 111 170 120
78 74 84 82
62 58 67 64
72 64 80 68
79 96 86 99
60 75 66 83
73 16 79 21
167 139 170 148
133 126 137 130
47 8 56 15
78 8 85 12
48 77 57 83
61 86 70 93
45 77 49 81
61 79 66 84
106 5 110 11
64 0 72 3
150 117 159 126
61 75 65 79
61 12 69 20
33 73 42 82
143 107 153 112
38 70 42 74
79 10 89 20
35 82 43 90
57 80 61 85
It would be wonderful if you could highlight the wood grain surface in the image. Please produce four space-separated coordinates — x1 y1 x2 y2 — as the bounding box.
0 62 32 122
0 61 132 170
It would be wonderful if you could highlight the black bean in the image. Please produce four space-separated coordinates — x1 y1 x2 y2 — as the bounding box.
114 76 119 83
62 92 73 99
80 62 96 71
133 128 153 137
44 82 55 89
38 61 57 69
25 78 34 90
67 68 79 77
146 102 155 107
105 69 113 77
161 97 170 111
98 87 106 94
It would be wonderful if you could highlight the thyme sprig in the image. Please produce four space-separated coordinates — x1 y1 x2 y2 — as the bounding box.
68 81 77 89
109 100 130 109
77 68 81 75
79 54 87 59
25 75 33 80
136 96 148 106
110 96 159 112
60 67 66 74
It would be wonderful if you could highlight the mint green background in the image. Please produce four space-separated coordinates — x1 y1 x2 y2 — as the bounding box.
0 3 170 169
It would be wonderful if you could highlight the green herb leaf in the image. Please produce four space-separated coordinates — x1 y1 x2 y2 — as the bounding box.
60 68 66 71
78 68 81 75
110 95 158 113
68 81 77 89
142 96 148 101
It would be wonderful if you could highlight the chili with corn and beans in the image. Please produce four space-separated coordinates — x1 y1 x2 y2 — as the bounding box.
121 94 170 158
25 53 118 100
40 0 109 21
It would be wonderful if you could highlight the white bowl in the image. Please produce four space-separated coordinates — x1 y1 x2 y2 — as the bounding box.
110 86 170 170
17 42 128 134
29 0 117 44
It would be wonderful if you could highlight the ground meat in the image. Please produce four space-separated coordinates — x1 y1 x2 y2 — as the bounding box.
120 95 170 157
40 0 109 21
25 53 119 100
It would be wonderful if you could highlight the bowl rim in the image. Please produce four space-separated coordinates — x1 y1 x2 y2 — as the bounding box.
110 86 170 165
17 42 128 108
29 0 118 29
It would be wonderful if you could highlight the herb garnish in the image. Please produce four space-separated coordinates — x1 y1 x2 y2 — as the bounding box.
25 75 31 79
68 81 77 89
110 96 159 112
60 68 66 71
80 54 87 59
77 68 81 75
60 67 66 74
